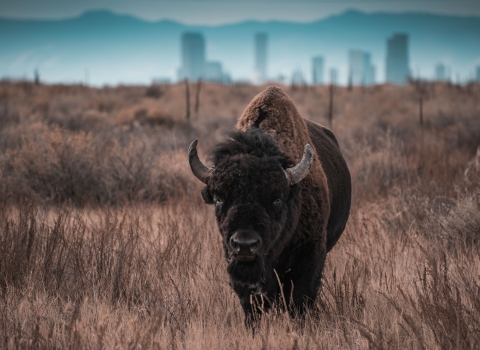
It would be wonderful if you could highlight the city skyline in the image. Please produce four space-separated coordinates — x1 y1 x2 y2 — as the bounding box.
178 30 470 87
169 14 448 87
1 9 479 86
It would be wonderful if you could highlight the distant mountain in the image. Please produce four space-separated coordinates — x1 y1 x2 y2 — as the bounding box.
1 9 479 85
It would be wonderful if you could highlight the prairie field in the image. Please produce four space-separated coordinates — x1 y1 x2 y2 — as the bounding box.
0 80 479 349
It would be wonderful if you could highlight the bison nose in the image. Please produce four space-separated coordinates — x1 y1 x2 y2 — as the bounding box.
230 231 262 256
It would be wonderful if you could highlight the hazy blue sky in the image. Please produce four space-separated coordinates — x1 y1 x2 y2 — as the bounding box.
1 0 480 24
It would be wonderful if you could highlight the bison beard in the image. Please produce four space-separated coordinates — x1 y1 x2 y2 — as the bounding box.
227 257 268 288
188 86 352 327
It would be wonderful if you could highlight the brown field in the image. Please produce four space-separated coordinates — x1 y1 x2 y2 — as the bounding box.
0 80 479 349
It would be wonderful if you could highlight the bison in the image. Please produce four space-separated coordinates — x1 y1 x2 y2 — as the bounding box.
188 86 351 324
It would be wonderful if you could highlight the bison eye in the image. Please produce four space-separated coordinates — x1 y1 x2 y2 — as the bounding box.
213 196 224 206
273 198 282 206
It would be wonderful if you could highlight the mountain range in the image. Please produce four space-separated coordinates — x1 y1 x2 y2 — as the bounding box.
1 9 480 85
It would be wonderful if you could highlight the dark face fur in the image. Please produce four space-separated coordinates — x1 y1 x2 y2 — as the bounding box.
200 131 302 287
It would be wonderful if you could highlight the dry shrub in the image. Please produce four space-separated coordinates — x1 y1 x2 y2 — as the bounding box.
145 84 164 99
357 247 480 350
428 195 480 248
116 104 176 129
0 124 192 205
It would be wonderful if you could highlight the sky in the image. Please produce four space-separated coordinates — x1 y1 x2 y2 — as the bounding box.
1 0 480 24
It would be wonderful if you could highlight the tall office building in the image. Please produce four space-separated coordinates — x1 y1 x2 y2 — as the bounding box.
179 32 205 81
255 33 268 84
204 61 226 83
329 68 338 85
349 50 364 85
435 63 446 81
386 33 410 84
348 50 375 85
312 56 324 85
364 53 375 85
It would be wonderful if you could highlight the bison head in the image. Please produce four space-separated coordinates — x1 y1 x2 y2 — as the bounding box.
188 131 313 288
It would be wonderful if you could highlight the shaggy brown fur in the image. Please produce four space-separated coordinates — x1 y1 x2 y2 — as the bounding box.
237 86 350 251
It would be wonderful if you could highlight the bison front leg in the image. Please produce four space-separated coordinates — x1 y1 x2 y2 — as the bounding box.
283 243 327 317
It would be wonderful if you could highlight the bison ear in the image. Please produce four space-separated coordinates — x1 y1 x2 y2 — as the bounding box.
201 186 214 204
288 183 302 201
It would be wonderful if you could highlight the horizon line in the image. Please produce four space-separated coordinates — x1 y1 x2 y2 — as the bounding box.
2 7 480 26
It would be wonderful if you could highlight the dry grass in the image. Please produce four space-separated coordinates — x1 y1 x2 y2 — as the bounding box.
0 80 479 349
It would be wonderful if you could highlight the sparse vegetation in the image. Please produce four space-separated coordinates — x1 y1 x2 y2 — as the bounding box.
0 80 479 349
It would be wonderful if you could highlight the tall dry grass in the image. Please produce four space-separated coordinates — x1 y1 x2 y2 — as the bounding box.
0 80 479 349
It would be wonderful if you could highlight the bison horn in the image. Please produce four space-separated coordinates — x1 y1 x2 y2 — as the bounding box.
188 140 213 184
284 143 314 185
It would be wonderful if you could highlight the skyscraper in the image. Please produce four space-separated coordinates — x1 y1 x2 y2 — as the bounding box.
364 53 375 85
386 33 410 84
349 50 364 85
204 61 227 83
179 32 205 81
255 33 267 84
435 63 446 81
312 56 324 85
348 50 375 86
329 68 338 85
